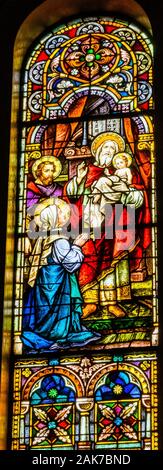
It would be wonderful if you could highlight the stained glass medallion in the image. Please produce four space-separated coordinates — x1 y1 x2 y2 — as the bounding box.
23 17 153 121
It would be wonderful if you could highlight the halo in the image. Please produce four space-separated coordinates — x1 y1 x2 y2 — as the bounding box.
54 197 71 228
32 156 62 180
112 152 132 168
91 132 125 156
33 197 70 228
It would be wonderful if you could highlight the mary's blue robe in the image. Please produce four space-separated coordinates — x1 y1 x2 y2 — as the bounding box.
21 238 100 352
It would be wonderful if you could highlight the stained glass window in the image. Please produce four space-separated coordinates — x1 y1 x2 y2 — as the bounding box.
6 16 158 451
12 353 157 450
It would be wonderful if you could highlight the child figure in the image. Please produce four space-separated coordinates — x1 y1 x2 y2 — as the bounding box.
112 152 132 185
83 152 132 227
90 151 132 204
89 152 132 205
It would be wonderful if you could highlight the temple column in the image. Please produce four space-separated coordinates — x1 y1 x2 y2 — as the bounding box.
76 398 94 450
19 401 29 450
142 395 151 450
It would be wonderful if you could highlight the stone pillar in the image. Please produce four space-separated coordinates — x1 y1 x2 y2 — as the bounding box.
19 401 29 450
142 395 151 450
76 398 94 450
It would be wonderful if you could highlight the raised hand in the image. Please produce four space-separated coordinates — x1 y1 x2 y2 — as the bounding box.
104 167 111 176
73 232 90 247
25 237 32 256
77 161 88 185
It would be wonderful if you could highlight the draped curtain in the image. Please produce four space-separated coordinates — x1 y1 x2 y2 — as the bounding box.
41 96 88 156
124 117 152 272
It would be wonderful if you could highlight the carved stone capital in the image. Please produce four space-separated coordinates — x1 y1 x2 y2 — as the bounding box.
137 134 154 162
21 401 30 415
76 398 94 413
142 394 150 409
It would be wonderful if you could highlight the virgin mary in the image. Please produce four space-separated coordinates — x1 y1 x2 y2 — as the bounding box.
21 198 100 352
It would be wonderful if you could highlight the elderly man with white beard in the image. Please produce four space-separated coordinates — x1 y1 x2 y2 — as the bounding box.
65 132 144 320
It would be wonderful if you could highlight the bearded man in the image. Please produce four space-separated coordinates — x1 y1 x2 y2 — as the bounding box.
27 156 62 208
64 132 147 319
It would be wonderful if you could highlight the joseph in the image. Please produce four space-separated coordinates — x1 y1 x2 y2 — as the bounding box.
27 155 63 208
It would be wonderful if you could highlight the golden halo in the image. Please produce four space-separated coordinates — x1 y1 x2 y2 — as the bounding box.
54 197 71 228
91 132 125 156
32 156 62 180
33 197 71 228
112 152 132 168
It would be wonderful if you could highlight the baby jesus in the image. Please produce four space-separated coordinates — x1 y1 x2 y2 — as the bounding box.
91 152 132 206
84 152 132 228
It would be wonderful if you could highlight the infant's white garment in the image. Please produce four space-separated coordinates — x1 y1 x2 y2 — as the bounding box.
114 167 132 185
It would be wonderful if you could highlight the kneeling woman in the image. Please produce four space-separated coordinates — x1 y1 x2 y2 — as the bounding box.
22 199 100 352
